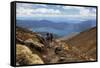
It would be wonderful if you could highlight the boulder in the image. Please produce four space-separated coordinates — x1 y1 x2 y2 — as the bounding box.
16 44 44 65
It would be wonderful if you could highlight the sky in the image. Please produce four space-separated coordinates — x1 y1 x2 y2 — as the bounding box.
16 3 96 22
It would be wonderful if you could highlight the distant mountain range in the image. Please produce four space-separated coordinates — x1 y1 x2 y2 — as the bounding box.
16 19 96 37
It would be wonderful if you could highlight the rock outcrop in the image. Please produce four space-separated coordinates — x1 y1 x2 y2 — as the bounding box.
16 44 44 65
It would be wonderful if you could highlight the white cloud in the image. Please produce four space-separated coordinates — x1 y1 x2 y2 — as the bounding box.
63 6 83 9
17 3 62 16
17 3 96 20
17 3 33 9
40 4 48 7
79 7 90 16
17 6 61 17
17 7 33 17
63 6 96 18
79 7 96 17
63 6 73 9
32 8 61 14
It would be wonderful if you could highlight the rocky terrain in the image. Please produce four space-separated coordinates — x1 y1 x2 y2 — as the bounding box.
16 26 97 65
60 27 97 61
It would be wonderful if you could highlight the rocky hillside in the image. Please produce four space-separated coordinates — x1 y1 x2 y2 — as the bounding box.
61 27 97 61
16 26 97 66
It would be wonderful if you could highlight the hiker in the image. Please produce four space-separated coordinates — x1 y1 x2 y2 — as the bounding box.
45 33 53 47
46 33 53 42
50 33 53 42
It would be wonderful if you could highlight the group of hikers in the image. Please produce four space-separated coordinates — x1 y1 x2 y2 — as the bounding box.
39 33 53 48
45 33 53 43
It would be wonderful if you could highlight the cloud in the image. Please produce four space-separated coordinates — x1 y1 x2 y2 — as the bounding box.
17 3 62 17
63 6 83 10
80 8 96 18
63 6 96 18
33 8 61 14
17 7 33 17
17 7 61 17
39 4 48 7
16 3 33 9
16 3 96 20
